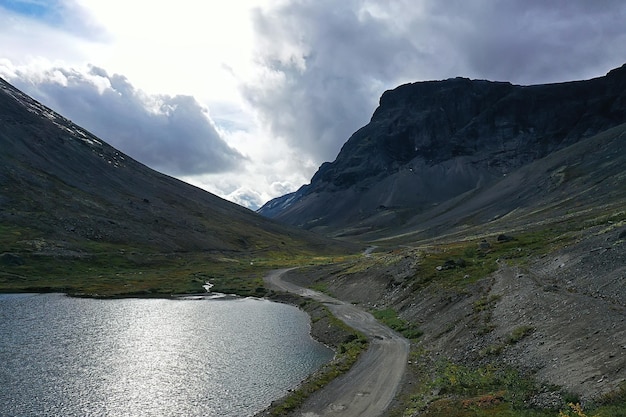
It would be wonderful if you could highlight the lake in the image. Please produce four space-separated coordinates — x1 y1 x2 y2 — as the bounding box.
0 293 333 416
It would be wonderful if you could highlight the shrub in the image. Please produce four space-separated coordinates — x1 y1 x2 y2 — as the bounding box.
558 402 599 417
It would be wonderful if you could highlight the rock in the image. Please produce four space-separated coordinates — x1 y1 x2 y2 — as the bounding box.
442 258 467 270
479 240 491 250
258 64 626 237
528 391 564 410
497 234 514 242
443 259 457 269
0 253 24 266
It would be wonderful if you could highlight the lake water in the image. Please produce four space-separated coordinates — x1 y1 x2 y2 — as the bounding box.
0 293 333 417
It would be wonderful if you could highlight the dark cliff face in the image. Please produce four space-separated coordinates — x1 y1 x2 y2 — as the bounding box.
258 64 626 236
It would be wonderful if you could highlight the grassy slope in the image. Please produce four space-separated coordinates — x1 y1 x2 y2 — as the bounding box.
0 221 353 296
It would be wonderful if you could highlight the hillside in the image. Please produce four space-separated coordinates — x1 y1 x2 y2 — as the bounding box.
254 66 626 416
259 64 626 240
0 77 353 296
275 130 626 413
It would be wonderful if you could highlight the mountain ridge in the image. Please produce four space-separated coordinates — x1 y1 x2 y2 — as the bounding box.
258 63 626 238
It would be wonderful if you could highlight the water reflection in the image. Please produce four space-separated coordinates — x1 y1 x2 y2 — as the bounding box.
0 294 332 416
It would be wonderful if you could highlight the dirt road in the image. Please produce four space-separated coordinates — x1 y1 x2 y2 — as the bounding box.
265 269 410 417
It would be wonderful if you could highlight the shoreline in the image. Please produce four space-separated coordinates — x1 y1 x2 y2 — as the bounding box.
253 291 367 417
257 268 409 417
256 289 368 416
0 271 369 417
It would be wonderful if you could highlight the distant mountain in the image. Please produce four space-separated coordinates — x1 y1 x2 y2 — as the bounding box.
0 77 346 255
259 64 626 239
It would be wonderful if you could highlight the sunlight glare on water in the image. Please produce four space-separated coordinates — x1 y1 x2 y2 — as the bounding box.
0 293 332 416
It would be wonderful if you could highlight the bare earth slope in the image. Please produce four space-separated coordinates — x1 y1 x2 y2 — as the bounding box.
376 122 626 243
287 215 625 414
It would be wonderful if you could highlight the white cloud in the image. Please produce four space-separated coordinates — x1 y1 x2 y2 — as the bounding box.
0 5 106 67
181 126 319 210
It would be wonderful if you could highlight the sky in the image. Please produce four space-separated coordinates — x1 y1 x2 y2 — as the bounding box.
1 1 626 210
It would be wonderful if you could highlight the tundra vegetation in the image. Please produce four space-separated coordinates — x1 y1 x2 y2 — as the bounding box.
0 222 345 297
272 206 626 416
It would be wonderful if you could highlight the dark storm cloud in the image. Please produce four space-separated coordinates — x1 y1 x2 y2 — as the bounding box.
422 0 626 83
243 0 429 164
13 66 245 176
244 0 626 165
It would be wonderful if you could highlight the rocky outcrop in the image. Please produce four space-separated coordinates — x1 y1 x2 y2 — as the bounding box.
259 64 626 236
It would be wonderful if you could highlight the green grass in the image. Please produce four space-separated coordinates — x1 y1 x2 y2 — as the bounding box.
585 382 626 417
392 350 626 417
0 229 346 297
372 307 423 339
395 351 558 417
508 325 535 344
410 228 573 291
310 281 331 293
473 295 502 313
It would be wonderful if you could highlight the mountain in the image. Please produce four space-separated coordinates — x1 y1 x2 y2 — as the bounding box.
0 77 351 295
256 65 626 412
259 64 626 239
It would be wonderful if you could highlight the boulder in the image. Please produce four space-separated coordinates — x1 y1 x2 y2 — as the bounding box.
1 253 24 266
497 234 514 242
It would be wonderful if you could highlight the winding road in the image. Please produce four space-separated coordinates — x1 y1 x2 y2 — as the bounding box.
265 269 410 417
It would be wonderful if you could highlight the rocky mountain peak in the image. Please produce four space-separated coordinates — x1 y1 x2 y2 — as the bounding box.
259 63 626 236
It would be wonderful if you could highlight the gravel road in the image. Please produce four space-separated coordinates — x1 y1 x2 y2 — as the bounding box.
265 269 410 417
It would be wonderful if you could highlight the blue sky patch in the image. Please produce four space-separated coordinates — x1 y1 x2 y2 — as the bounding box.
0 0 61 23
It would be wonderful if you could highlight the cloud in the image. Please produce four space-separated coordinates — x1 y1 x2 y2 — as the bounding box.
419 0 626 84
4 0 626 210
6 65 245 176
181 127 319 210
0 8 105 68
243 0 424 165
243 0 626 167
